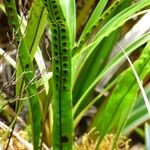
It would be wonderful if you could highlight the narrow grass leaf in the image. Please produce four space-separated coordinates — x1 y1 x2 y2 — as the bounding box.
73 31 119 106
3 1 43 149
73 33 150 118
78 0 108 43
92 41 150 145
124 85 150 134
117 43 150 115
74 0 150 59
16 0 47 95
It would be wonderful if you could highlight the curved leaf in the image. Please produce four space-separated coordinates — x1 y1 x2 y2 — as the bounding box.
92 41 150 144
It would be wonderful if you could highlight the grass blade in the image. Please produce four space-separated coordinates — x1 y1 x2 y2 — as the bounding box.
73 33 150 118
117 43 150 115
123 84 150 134
92 41 150 146
3 1 42 149
78 0 108 43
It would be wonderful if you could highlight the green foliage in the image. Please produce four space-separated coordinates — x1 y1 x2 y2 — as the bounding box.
123 84 150 134
43 0 73 149
92 41 150 144
3 0 43 149
1 0 150 149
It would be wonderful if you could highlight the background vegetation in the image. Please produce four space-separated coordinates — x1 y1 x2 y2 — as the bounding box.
0 0 150 149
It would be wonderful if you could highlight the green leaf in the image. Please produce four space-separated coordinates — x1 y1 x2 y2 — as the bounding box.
93 0 150 44
72 0 133 108
73 33 150 118
44 0 73 149
74 0 150 57
123 85 150 134
25 2 47 59
60 0 76 48
78 0 107 42
3 1 44 148
73 30 119 105
92 41 150 144
16 0 47 95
